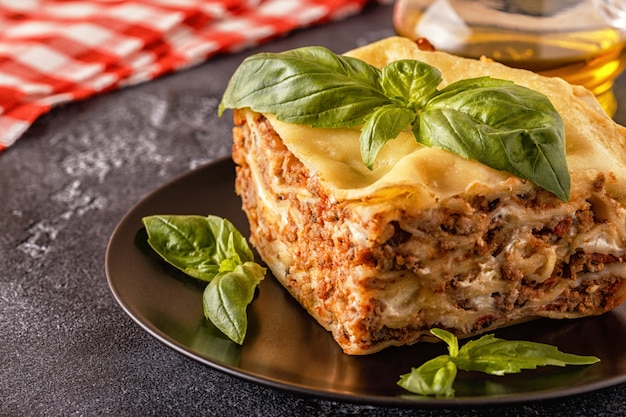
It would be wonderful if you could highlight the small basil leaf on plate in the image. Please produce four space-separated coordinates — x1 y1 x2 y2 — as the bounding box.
142 214 254 282
430 328 459 357
454 334 600 376
398 329 600 397
397 355 458 398
203 261 266 345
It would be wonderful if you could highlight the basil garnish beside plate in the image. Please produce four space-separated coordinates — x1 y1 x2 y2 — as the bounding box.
142 215 266 345
397 328 599 398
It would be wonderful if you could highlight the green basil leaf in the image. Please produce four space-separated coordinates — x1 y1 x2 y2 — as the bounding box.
142 215 254 282
203 261 266 345
455 334 600 376
360 104 416 169
219 47 570 200
430 328 459 357
397 355 457 398
399 329 600 397
420 77 570 201
219 46 390 127
381 59 441 108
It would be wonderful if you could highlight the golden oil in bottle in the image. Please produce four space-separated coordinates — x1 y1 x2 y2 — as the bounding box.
393 0 626 115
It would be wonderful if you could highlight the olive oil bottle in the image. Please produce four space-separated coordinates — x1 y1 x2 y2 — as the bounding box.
394 0 626 115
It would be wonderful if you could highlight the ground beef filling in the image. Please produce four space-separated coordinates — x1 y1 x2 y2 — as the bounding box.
233 110 626 352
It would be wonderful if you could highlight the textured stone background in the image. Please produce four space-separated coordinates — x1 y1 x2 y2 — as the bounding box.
2 3 626 416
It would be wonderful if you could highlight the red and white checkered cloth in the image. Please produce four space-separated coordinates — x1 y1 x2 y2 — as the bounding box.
0 0 378 153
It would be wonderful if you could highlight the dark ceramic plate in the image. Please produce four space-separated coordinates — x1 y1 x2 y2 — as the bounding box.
105 157 626 407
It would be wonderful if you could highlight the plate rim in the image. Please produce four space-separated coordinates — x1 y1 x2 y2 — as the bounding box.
105 156 626 408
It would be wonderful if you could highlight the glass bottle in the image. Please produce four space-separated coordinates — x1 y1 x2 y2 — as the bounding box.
393 0 626 115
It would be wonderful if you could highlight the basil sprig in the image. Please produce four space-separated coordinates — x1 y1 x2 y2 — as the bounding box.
142 215 266 344
397 329 600 397
219 46 570 201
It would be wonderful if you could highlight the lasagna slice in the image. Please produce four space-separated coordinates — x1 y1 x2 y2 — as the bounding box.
231 37 626 355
